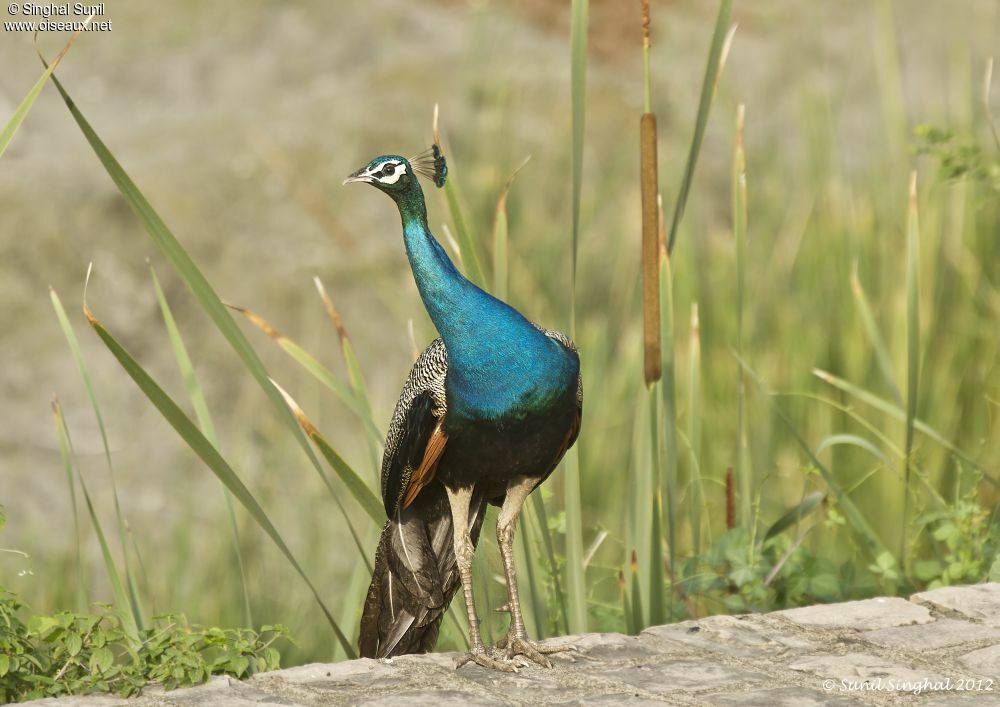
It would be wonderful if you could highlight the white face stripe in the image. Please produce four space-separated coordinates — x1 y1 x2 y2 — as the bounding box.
365 160 407 186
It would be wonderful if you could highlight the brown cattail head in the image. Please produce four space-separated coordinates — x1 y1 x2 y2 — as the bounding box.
641 0 651 49
640 112 661 385
725 465 736 530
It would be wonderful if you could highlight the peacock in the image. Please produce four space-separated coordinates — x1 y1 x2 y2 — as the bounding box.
346 145 582 671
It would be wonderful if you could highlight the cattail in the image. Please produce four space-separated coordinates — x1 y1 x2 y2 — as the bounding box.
640 0 661 385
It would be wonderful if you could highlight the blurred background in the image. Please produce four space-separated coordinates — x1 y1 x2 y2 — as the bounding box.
1 0 998 666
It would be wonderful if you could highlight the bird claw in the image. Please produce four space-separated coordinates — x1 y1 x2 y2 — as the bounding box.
494 634 576 668
455 646 524 673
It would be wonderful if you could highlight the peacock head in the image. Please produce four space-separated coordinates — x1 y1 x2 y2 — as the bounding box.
343 145 447 200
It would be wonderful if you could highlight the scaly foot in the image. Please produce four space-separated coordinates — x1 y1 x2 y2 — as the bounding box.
455 645 525 673
494 633 577 668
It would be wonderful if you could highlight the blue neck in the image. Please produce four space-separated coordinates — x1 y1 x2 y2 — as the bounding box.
393 187 575 419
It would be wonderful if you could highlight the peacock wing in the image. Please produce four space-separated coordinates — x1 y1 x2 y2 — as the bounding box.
381 338 449 519
536 325 583 483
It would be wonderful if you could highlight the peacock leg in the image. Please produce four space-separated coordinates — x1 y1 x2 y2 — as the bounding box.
446 485 519 672
495 475 575 667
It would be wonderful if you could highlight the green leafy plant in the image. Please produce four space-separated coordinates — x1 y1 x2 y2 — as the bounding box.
0 589 288 703
913 494 1000 588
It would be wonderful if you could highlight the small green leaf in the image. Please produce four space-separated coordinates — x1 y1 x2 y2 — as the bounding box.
27 615 63 636
914 559 944 582
932 522 957 543
228 656 249 677
809 574 840 598
90 646 113 674
65 632 83 657
0 653 9 677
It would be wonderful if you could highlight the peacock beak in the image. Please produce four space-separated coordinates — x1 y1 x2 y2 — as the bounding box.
343 167 373 185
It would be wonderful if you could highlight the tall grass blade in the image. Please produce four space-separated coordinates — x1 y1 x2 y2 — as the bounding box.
873 0 908 160
983 57 1000 150
737 355 892 560
82 299 356 657
569 0 588 301
811 369 996 484
53 400 87 612
51 399 137 644
763 492 825 541
443 181 485 286
332 546 374 661
732 104 752 530
0 19 90 159
815 434 892 467
473 535 495 644
491 157 530 301
666 0 734 254
314 276 383 479
515 517 543 639
621 570 634 636
648 489 665 626
901 172 920 568
782 392 903 457
434 109 486 287
562 0 589 636
50 286 144 631
657 245 678 595
229 304 381 441
530 494 569 634
270 380 384 526
439 223 465 271
226 309 374 564
563 446 587 633
629 550 643 633
45 71 352 548
150 266 252 627
850 264 903 406
645 385 660 613
688 303 703 556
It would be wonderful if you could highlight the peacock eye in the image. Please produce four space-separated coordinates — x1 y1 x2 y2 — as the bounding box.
382 164 396 177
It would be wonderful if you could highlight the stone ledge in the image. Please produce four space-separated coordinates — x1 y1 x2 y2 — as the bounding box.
25 583 1000 706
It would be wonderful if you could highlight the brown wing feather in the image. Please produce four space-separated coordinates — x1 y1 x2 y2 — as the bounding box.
401 421 447 509
380 339 448 517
